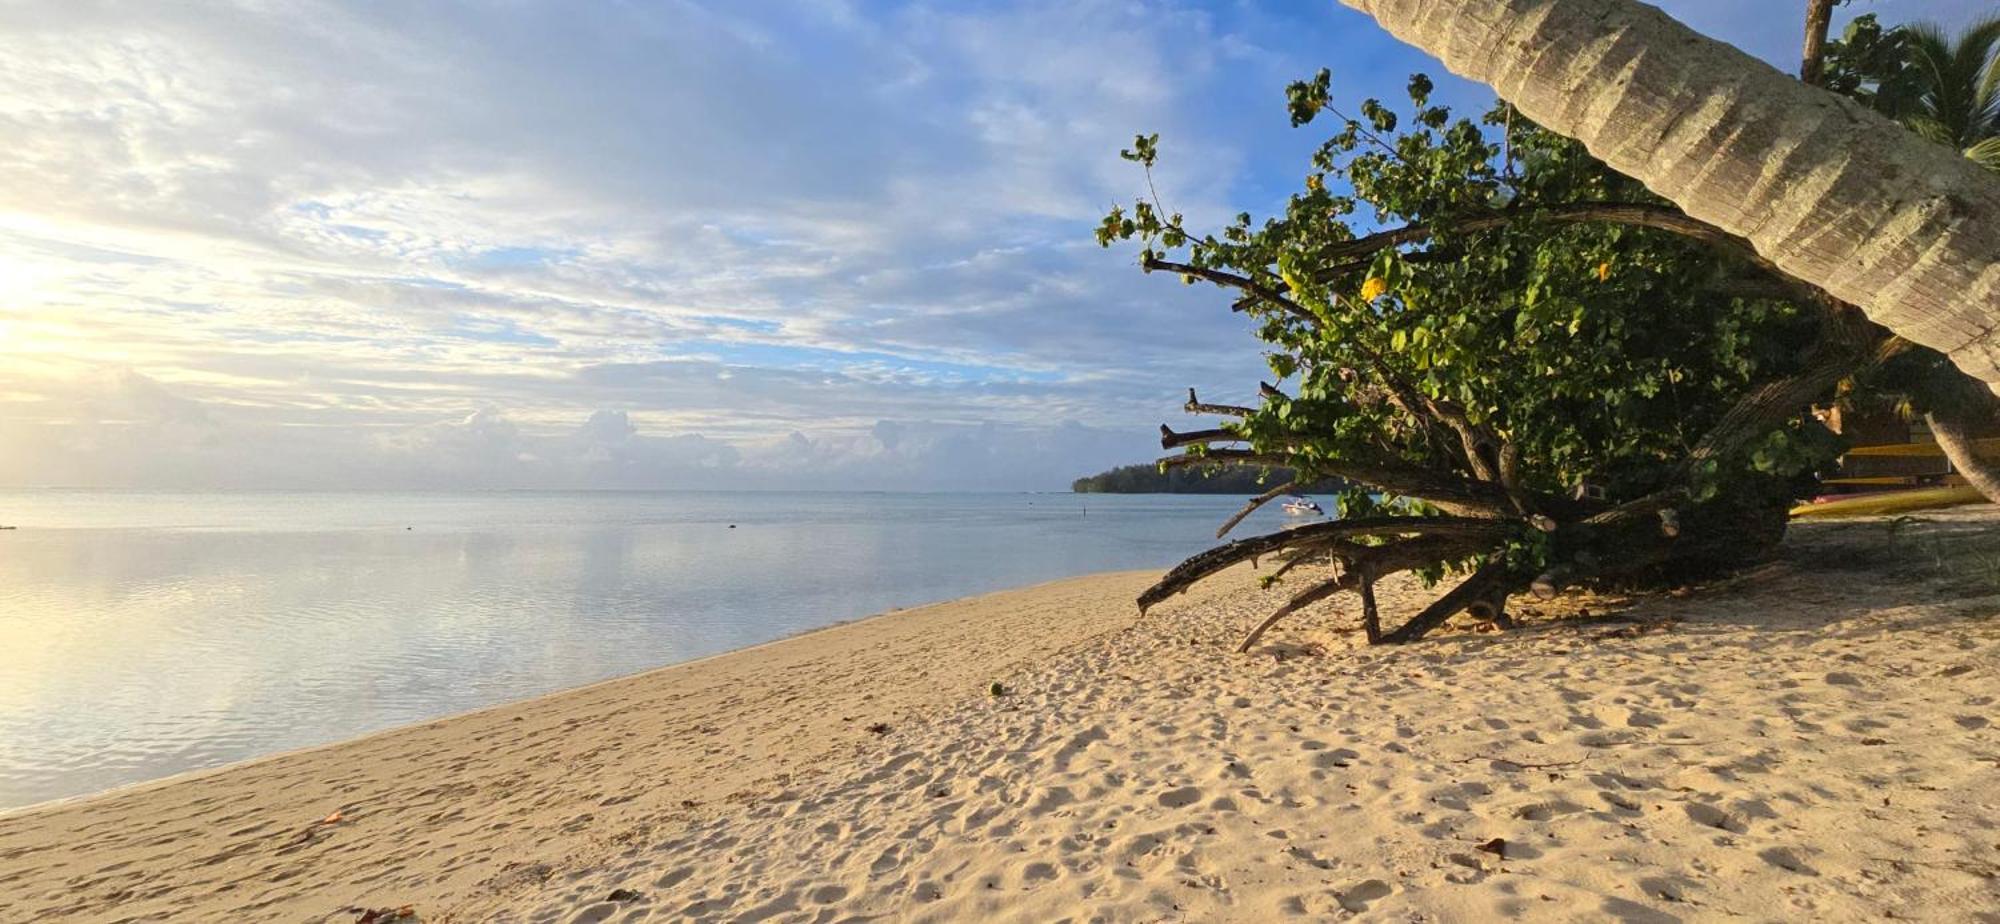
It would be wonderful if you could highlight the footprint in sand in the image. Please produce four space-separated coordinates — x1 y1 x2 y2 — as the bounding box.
564 903 620 924
1444 852 1491 884
1030 786 1075 814
1157 787 1203 809
808 884 849 903
1312 748 1360 769
1513 800 1586 821
1758 846 1819 875
1286 844 1338 870
1598 790 1644 813
1682 802 1747 834
1337 878 1394 912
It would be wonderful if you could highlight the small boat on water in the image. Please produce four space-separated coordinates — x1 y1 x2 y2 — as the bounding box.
1281 496 1324 516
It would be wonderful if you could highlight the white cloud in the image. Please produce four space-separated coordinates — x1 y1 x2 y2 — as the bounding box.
1 0 1952 490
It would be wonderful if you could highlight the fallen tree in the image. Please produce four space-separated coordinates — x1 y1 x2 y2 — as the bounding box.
1100 72 1912 648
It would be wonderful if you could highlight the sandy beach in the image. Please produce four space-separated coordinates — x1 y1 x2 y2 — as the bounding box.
3 510 1997 923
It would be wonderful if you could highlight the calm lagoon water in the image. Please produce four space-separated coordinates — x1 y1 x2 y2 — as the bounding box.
0 490 1285 809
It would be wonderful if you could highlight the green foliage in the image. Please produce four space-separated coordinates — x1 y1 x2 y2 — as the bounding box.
1825 12 2000 167
1098 73 1843 576
1749 425 1844 479
1822 14 1926 114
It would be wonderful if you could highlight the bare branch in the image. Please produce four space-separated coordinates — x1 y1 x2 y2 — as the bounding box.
1358 573 1382 644
1380 559 1518 644
1160 425 1243 449
1216 480 1298 539
1530 563 1576 600
1159 448 1519 517
1234 534 1475 651
1159 447 1521 518
1183 387 1255 418
1270 547 1326 581
1139 516 1515 611
1238 572 1354 653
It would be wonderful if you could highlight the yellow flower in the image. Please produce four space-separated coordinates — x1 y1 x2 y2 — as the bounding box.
1360 276 1388 301
1305 173 1324 192
1595 261 1612 282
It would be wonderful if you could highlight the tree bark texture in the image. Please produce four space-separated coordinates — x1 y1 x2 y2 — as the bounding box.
1335 0 2000 394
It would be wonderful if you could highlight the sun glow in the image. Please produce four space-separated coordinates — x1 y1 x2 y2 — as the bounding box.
0 249 53 299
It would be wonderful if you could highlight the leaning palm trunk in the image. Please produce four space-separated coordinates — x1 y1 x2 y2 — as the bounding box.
1335 0 2000 394
1926 409 2000 504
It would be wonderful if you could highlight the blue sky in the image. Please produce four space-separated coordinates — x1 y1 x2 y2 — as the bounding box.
0 0 1986 491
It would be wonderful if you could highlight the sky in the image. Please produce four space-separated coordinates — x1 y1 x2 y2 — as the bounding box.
0 0 1986 492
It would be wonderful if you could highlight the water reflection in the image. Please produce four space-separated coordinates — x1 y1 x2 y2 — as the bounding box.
0 491 1271 808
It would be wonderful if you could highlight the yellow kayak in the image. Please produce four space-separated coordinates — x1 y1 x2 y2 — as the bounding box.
1841 438 2000 458
1790 485 1987 519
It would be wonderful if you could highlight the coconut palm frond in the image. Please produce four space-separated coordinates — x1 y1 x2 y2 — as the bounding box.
1904 114 1955 146
1964 136 2000 171
1893 14 2000 152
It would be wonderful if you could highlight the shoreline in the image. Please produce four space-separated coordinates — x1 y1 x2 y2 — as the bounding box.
0 566 1188 922
0 568 1161 822
2 510 1996 922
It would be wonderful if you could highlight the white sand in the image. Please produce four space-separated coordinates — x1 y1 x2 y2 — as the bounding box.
2 512 1997 923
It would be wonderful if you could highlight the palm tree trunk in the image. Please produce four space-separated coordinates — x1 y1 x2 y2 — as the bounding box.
1334 0 2000 395
1926 409 2000 504
1799 0 1836 84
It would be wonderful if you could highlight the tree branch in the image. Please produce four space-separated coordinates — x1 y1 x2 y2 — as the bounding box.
1234 534 1475 651
1358 572 1382 644
1380 559 1518 644
1159 449 1518 517
1312 203 1733 266
1216 479 1299 539
1144 256 1319 326
1238 573 1354 653
1679 321 1898 477
1185 387 1255 418
1308 201 1846 313
1138 516 1515 611
1160 425 1243 449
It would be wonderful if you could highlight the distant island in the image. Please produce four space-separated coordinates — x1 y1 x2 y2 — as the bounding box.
1071 463 1340 494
